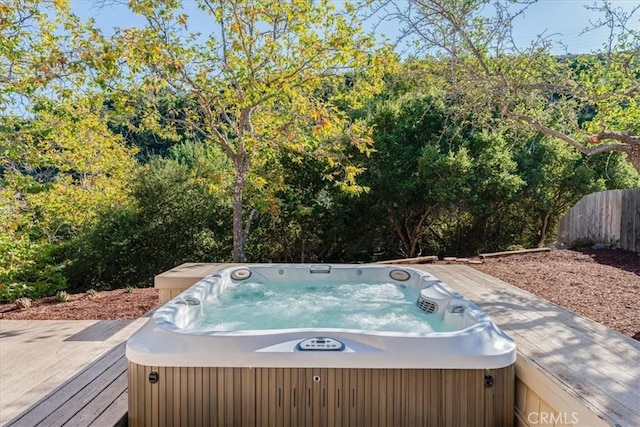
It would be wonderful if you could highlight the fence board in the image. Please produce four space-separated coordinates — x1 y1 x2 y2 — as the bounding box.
621 191 640 252
557 189 640 252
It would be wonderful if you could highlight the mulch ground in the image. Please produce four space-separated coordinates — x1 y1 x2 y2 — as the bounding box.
0 288 158 320
469 249 639 341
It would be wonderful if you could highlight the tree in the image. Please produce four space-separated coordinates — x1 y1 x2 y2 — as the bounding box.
1 0 140 299
386 0 640 174
360 93 470 258
112 0 385 261
345 84 526 258
0 96 137 300
1 0 106 110
514 136 602 247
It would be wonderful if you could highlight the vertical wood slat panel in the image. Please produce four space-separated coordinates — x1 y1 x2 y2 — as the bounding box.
262 368 269 427
354 369 371 425
255 367 263 426
167 364 177 427
179 368 188 427
383 369 391 426
273 368 279 425
502 364 516 427
226 368 236 427
282 368 291 427
443 370 454 425
187 368 196 426
233 368 243 427
487 368 498 427
208 366 217 426
312 369 322 427
128 364 515 427
127 362 136 427
292 368 302 426
406 369 415 426
380 369 402 426
317 369 325 426
194 367 202 427
558 189 640 252
395 370 403 425
216 367 225 426
433 369 443 425
201 367 210 427
382 369 391 425
461 370 470 427
246 368 256 427
464 370 473 426
297 368 307 426
336 368 347 427
326 368 336 427
471 373 482 426
348 369 357 426
144 365 152 427
150 366 157 427
370 368 379 426
157 367 166 427
622 191 640 252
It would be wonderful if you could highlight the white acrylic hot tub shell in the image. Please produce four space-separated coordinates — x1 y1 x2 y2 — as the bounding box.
126 264 516 369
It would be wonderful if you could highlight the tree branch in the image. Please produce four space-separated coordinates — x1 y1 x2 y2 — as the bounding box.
508 112 633 156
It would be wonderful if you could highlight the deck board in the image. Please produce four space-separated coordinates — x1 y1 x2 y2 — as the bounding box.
4 342 128 427
1 319 146 427
7 343 124 426
35 344 127 426
67 365 128 426
89 389 128 427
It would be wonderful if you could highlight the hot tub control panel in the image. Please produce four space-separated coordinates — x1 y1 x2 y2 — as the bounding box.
297 337 345 351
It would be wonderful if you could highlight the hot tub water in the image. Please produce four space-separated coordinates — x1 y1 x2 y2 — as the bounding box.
193 281 456 333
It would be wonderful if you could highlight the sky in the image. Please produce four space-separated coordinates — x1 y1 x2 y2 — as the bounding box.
67 0 640 55
508 0 640 53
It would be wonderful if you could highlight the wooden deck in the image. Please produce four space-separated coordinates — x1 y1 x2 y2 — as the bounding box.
0 319 147 426
2 264 639 426
420 265 640 427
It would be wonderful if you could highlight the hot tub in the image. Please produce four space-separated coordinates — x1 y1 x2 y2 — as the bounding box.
127 264 516 426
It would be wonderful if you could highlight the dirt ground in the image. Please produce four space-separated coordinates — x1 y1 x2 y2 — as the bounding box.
1 249 638 341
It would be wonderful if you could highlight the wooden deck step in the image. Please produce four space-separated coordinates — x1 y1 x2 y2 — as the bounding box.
5 342 128 427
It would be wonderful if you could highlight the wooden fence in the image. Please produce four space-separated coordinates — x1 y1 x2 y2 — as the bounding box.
557 189 640 252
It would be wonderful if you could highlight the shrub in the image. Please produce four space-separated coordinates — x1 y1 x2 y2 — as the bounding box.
0 283 34 303
86 289 98 299
63 152 233 292
124 286 134 294
15 297 32 310
570 238 595 250
0 237 68 302
55 290 69 302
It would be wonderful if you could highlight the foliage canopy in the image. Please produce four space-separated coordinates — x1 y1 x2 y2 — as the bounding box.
0 0 639 301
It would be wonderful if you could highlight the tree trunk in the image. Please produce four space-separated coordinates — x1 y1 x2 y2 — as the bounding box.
538 213 551 248
232 164 248 263
628 142 640 175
